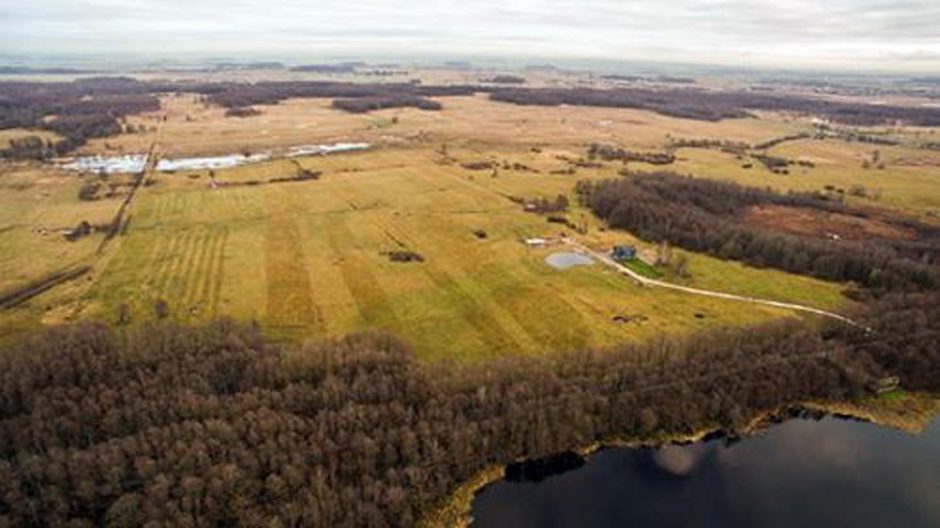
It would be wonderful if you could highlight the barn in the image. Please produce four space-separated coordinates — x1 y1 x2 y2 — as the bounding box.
611 245 636 260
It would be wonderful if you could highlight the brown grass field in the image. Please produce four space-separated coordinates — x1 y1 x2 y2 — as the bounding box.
87 94 800 155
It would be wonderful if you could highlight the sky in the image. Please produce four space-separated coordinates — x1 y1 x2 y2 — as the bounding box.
1 0 939 72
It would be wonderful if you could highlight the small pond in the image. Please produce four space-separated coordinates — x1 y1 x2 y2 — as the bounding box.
545 252 594 270
472 414 940 527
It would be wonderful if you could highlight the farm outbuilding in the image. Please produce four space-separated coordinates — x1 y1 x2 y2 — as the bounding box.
524 238 548 247
611 245 637 260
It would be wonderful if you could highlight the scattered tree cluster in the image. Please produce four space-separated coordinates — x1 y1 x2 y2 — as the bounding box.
753 153 794 173
0 135 53 160
385 250 425 263
587 143 676 165
510 193 570 214
481 75 526 84
460 160 496 171
201 82 477 112
668 137 750 154
224 107 262 118
77 180 102 201
332 95 442 113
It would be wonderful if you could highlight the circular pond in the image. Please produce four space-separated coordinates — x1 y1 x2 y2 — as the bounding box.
545 252 594 270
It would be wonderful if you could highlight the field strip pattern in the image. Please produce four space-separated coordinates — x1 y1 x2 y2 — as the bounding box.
325 216 402 332
264 212 323 337
146 225 228 318
380 214 535 353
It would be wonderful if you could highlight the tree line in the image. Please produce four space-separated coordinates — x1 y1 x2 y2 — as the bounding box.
587 143 676 165
488 87 940 126
578 172 940 292
0 288 937 527
331 95 442 113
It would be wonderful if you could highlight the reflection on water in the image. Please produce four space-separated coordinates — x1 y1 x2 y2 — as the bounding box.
472 416 940 527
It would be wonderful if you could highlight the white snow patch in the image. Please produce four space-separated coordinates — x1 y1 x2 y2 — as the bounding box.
156 153 270 171
154 143 371 172
62 154 147 174
288 142 371 157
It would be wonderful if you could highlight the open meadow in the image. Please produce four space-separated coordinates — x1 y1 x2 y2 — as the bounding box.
673 138 940 217
86 93 940 219
87 93 802 155
1 153 846 360
6 91 940 359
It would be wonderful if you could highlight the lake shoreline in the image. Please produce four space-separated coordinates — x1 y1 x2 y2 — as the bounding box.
419 391 939 528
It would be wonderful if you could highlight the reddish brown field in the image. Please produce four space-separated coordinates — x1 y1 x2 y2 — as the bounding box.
745 204 918 241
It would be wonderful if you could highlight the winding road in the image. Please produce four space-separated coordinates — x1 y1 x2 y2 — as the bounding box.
566 240 861 327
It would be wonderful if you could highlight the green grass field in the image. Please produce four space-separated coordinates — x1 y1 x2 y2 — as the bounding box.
620 258 664 279
13 95 932 360
671 138 940 220
38 146 844 361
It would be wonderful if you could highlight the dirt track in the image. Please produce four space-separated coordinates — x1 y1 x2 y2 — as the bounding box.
567 240 861 327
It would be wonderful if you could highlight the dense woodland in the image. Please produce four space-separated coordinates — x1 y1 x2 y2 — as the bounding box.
200 82 476 114
580 173 940 291
331 95 442 113
0 78 161 159
289 63 360 74
0 288 937 527
489 87 940 125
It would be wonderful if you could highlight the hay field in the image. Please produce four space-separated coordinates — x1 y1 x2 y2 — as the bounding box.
62 146 845 362
672 139 940 218
0 164 131 339
0 165 120 292
84 92 939 218
14 93 929 360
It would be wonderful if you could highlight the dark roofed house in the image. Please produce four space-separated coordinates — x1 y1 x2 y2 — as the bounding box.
611 245 636 260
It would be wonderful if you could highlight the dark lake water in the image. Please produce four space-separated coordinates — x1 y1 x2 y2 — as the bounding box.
471 415 940 527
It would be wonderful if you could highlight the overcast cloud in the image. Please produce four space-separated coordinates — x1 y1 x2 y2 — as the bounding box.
1 0 938 71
